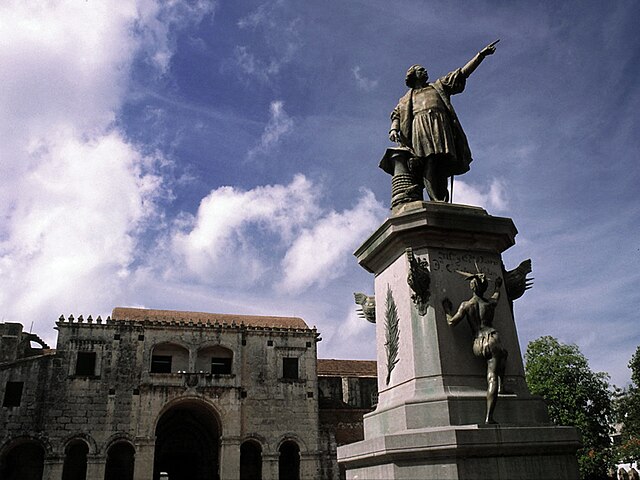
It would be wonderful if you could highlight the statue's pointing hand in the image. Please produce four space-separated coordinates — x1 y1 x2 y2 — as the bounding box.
480 39 499 57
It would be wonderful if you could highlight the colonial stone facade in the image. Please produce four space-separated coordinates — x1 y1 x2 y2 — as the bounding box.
0 309 376 480
0 308 326 480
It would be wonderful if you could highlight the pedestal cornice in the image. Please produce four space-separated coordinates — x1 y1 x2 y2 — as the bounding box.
355 202 518 274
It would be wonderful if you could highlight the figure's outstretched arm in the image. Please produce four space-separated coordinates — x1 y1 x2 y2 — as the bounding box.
442 298 467 326
490 277 503 302
461 39 499 78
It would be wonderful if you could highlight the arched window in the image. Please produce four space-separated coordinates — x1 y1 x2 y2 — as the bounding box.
150 343 189 373
196 346 233 374
104 441 135 480
0 440 45 480
62 440 89 480
278 440 300 480
240 441 262 480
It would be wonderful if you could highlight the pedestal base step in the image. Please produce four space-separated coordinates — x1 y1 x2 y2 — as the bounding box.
338 424 579 480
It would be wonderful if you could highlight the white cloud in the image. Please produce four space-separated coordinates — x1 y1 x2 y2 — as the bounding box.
0 132 164 319
352 66 379 92
278 190 386 293
0 1 212 334
248 100 294 158
170 175 319 284
453 179 507 212
167 177 385 293
233 1 301 83
233 45 281 81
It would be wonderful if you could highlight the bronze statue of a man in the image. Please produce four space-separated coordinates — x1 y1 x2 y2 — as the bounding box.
388 41 498 202
442 270 507 424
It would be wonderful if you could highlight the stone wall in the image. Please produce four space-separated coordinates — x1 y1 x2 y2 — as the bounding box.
0 311 323 480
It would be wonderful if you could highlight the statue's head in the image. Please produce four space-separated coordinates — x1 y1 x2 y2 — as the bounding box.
468 274 488 295
405 64 429 88
456 268 488 295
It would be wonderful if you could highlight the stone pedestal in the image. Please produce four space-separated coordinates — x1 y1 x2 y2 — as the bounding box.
337 202 579 479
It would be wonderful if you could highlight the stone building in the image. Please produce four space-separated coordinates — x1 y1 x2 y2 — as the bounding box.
316 360 377 480
0 308 376 480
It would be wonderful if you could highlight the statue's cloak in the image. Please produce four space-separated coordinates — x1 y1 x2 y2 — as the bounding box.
393 68 473 177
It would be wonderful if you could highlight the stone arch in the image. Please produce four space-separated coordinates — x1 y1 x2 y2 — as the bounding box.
276 433 307 453
150 341 190 373
61 438 90 480
0 436 46 480
240 437 263 480
196 344 234 374
278 439 301 480
153 398 222 480
60 433 97 455
104 440 135 480
103 433 135 453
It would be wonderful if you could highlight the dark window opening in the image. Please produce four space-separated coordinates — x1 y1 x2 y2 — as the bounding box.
3 381 23 407
151 355 172 373
240 441 262 480
211 357 232 374
279 441 300 480
283 357 299 380
62 441 88 480
138 334 145 341
105 442 135 480
267 340 273 346
75 352 97 376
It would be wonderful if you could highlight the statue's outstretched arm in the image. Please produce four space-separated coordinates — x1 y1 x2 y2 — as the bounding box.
490 277 503 302
443 298 467 326
461 39 499 78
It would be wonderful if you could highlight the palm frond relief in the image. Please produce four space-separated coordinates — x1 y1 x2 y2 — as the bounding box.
384 284 400 385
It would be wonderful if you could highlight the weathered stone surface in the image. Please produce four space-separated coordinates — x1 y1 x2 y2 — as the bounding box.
0 310 323 480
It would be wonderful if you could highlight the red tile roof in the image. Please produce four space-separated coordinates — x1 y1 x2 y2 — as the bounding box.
111 307 310 330
317 359 377 377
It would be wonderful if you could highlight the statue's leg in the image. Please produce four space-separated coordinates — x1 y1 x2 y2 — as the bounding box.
423 158 438 201
485 357 499 424
423 156 449 202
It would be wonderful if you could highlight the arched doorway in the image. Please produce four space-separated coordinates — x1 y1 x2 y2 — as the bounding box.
154 401 220 480
0 440 45 480
62 440 89 480
104 441 135 480
240 440 262 480
278 440 300 480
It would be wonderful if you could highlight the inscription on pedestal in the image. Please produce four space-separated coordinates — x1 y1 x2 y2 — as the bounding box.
431 249 500 277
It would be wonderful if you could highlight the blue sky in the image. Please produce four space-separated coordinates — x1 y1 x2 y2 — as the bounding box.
1 0 639 387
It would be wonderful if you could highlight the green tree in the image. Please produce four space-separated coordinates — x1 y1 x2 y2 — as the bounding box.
525 336 614 480
615 345 640 463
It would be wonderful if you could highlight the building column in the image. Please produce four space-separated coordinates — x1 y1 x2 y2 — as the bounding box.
133 437 156 480
42 455 64 480
86 454 105 480
261 453 279 480
300 452 321 480
219 436 241 480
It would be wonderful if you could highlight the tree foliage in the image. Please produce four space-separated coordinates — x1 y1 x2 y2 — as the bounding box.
525 336 614 480
615 345 640 463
